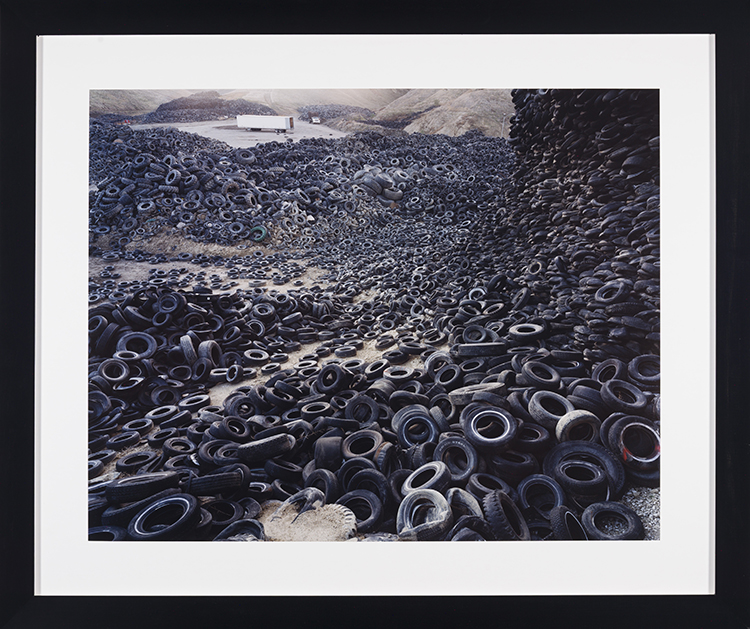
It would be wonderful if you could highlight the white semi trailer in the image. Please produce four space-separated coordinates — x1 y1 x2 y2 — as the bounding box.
236 115 294 133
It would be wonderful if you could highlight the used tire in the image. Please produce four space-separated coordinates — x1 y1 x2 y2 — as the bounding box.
580 501 645 540
396 488 454 541
482 489 531 540
127 494 200 541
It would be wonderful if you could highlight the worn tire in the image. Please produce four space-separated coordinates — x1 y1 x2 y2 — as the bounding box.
581 501 645 540
127 494 200 541
396 488 453 541
482 489 530 540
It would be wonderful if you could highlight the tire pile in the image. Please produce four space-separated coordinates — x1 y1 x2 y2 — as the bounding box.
89 89 660 542
88 123 513 253
139 91 276 124
360 106 438 130
297 104 374 123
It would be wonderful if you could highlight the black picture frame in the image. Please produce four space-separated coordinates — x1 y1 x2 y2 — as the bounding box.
3 1 748 627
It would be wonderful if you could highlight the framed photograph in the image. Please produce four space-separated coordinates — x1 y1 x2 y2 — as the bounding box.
36 33 711 595
1 5 744 624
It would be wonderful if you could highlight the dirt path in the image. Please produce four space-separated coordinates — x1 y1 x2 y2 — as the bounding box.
129 118 348 147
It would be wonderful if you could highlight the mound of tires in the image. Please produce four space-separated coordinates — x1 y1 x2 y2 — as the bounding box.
297 104 374 123
140 91 277 124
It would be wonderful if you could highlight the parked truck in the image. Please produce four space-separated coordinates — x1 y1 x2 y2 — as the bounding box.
236 115 294 134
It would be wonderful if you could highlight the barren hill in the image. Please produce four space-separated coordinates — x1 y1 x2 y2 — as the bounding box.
90 88 515 137
219 89 409 116
377 89 515 137
90 89 203 116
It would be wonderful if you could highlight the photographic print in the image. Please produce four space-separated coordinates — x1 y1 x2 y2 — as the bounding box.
37 35 712 596
86 87 660 544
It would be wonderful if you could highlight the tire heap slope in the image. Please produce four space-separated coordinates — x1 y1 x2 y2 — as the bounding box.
88 89 660 542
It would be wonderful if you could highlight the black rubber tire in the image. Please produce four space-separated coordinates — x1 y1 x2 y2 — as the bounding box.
549 505 589 540
592 358 628 384
88 459 104 479
336 457 376 490
373 441 403 477
147 427 179 449
482 489 531 540
271 479 303 501
388 469 412 507
89 449 117 466
238 497 262 520
304 468 341 503
528 390 575 431
314 436 343 471
459 403 518 451
344 394 381 424
202 498 245 535
336 489 383 534
401 461 451 495
600 379 648 414
466 473 518 504
513 423 553 455
543 440 626 500
105 431 141 452
516 474 567 521
445 486 484 520
342 429 384 460
101 487 182 528
347 468 390 508
237 433 296 464
627 354 660 391
105 471 181 504
449 527 488 541
599 412 630 453
162 436 197 458
489 450 540 485
555 409 602 443
581 501 645 540
115 450 160 475
264 457 304 483
115 332 157 360
409 441 437 469
609 417 661 471
446 514 496 541
520 361 561 391
552 459 609 497
127 493 200 541
213 518 266 541
181 466 246 496
316 364 352 394
432 436 479 486
121 418 155 437
396 488 454 541
527 517 556 541
246 481 274 503
88 525 129 541
215 416 254 443
625 465 661 488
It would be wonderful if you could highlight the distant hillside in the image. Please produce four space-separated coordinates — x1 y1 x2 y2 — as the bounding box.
376 89 515 137
220 89 409 116
90 90 200 116
91 88 515 138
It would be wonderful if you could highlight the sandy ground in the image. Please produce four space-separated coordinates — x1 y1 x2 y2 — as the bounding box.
129 118 348 147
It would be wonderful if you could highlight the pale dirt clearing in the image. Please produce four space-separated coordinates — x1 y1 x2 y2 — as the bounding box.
129 118 348 148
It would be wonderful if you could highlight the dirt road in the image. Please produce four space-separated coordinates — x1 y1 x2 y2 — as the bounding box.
129 118 348 147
